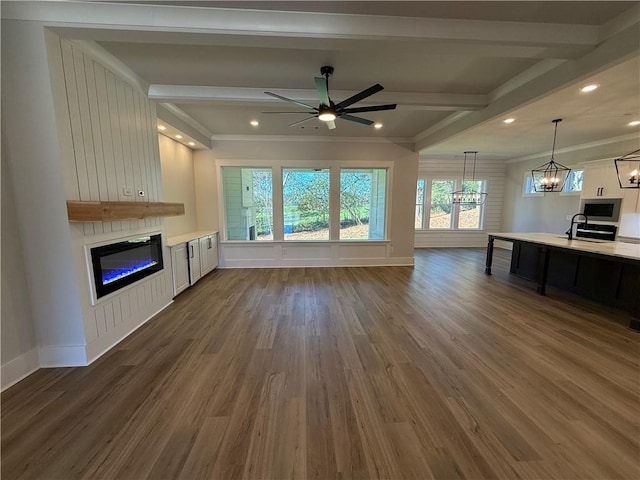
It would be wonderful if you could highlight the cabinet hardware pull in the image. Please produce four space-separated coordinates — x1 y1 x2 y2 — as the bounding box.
190 245 194 258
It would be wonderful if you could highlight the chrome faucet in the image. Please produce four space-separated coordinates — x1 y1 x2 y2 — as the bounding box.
566 213 588 240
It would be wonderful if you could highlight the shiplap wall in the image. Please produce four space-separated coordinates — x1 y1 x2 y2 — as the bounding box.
415 158 506 248
54 39 172 364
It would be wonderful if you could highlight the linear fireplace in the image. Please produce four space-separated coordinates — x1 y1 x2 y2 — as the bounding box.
90 234 163 300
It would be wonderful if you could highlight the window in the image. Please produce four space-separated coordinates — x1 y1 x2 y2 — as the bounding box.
458 180 485 229
415 178 486 230
562 168 584 194
222 167 273 240
429 180 455 229
282 168 330 240
415 179 425 229
340 169 387 240
523 173 544 197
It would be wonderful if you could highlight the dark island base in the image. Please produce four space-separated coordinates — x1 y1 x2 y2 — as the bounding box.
485 236 640 332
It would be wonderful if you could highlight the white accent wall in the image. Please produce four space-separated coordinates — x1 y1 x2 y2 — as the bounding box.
50 38 173 365
415 157 506 247
1 21 173 386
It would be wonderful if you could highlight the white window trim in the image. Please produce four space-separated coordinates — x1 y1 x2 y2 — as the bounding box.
415 178 487 231
217 159 393 243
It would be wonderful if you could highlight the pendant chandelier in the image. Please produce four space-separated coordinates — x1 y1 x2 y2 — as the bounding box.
531 118 571 193
451 151 487 205
614 148 640 188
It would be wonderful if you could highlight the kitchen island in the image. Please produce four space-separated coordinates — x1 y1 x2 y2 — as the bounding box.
485 232 640 331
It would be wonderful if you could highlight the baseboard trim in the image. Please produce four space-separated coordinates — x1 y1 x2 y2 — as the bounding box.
1 348 40 391
220 257 415 268
85 300 173 364
38 344 88 368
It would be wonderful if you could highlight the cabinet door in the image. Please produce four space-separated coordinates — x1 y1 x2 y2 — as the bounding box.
582 164 623 198
171 244 190 296
188 239 201 285
199 236 211 276
209 233 219 269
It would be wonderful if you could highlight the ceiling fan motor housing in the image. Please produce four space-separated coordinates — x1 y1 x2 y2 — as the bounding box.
320 65 334 77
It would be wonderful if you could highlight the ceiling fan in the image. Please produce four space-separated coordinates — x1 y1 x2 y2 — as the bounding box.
263 66 396 130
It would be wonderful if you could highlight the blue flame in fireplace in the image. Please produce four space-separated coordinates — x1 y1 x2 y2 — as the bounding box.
102 260 158 285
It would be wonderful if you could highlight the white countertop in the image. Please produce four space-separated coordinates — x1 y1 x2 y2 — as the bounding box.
489 232 640 262
166 230 218 247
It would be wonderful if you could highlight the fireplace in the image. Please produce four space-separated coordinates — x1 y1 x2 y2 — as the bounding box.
90 234 163 299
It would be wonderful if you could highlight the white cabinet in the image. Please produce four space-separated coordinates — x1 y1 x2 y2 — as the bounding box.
170 243 190 296
199 232 219 276
581 163 622 198
188 239 201 285
167 231 219 297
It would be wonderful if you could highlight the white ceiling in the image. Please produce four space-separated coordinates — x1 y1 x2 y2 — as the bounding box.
9 0 638 158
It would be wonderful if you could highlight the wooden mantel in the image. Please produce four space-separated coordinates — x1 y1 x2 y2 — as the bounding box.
67 201 185 222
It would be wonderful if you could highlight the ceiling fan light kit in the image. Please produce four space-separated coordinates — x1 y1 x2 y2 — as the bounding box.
263 66 396 129
531 118 571 193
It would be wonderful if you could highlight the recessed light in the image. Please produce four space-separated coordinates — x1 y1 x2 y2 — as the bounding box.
188 141 195 146
250 120 259 126
157 125 166 131
374 123 383 129
628 120 640 126
580 84 599 93
175 134 182 139
503 118 515 124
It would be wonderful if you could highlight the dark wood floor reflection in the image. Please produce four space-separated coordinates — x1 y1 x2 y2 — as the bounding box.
2 248 639 479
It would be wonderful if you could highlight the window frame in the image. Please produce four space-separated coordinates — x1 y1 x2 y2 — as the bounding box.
415 177 487 231
217 160 392 243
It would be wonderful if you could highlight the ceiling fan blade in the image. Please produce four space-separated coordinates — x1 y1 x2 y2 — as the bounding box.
288 116 317 127
334 84 384 110
340 104 397 114
314 76 331 107
261 111 317 114
326 120 336 130
340 114 374 125
264 91 317 110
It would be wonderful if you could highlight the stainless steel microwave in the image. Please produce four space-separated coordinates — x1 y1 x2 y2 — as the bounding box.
579 198 622 222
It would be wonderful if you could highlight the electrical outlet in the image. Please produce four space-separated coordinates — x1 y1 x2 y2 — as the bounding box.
138 190 145 197
565 214 572 220
122 187 134 196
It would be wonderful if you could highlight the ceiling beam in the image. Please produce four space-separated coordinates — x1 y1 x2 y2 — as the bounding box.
148 85 487 112
415 23 640 152
5 1 599 52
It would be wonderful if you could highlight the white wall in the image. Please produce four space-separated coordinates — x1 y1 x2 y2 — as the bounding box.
198 138 417 266
415 157 506 247
2 21 87 379
159 134 198 237
1 147 39 389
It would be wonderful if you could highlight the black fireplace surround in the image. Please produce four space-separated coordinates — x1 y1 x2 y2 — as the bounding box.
90 234 163 299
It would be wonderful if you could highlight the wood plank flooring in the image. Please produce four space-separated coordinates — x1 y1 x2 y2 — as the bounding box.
2 248 639 480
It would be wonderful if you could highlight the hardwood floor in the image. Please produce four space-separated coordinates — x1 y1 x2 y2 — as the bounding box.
2 248 639 480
